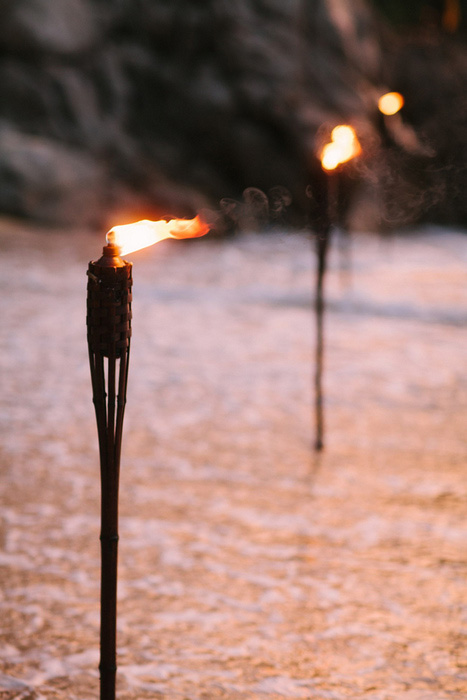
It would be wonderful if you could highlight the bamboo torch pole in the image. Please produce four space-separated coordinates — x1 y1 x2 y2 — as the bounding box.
87 243 132 700
310 124 360 450
311 169 335 452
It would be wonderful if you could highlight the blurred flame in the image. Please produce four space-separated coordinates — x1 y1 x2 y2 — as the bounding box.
320 125 361 171
107 215 210 255
443 0 460 33
378 92 404 116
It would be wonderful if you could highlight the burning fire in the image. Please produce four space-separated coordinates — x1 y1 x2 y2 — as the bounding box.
107 215 210 256
320 125 361 171
378 92 404 116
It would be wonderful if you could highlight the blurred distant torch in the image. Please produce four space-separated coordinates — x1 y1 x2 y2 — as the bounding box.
320 124 361 173
86 213 209 700
377 91 429 156
378 91 404 117
311 125 361 451
318 124 361 225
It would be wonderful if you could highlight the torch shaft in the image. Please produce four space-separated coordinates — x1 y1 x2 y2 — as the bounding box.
114 348 130 469
314 225 329 452
310 169 335 451
100 391 119 700
99 353 119 700
87 255 132 700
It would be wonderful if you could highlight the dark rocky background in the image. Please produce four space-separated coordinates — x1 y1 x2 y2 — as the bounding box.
0 0 465 229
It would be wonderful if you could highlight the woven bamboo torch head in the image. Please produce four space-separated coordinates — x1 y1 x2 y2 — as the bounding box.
86 245 132 359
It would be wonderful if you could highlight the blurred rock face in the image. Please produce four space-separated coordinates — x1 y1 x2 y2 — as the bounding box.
1 0 465 229
0 0 98 54
0 0 387 227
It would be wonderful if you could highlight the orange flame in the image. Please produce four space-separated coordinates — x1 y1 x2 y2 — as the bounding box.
378 92 404 116
320 125 361 171
107 215 210 256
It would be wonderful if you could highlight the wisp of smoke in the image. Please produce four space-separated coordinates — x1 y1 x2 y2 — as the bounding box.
199 186 293 236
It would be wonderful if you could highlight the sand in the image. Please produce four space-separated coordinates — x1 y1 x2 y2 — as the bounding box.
0 218 466 699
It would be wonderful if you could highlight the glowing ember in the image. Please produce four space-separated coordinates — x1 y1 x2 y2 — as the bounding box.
320 124 361 171
107 215 210 255
378 92 404 116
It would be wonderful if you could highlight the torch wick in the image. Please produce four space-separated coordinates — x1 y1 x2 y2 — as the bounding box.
103 243 122 257
104 230 124 258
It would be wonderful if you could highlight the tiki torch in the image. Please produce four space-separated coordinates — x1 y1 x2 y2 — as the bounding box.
87 214 209 700
312 125 361 451
376 91 405 150
378 91 404 120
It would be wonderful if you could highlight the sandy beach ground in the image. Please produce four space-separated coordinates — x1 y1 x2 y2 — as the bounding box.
0 218 467 699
